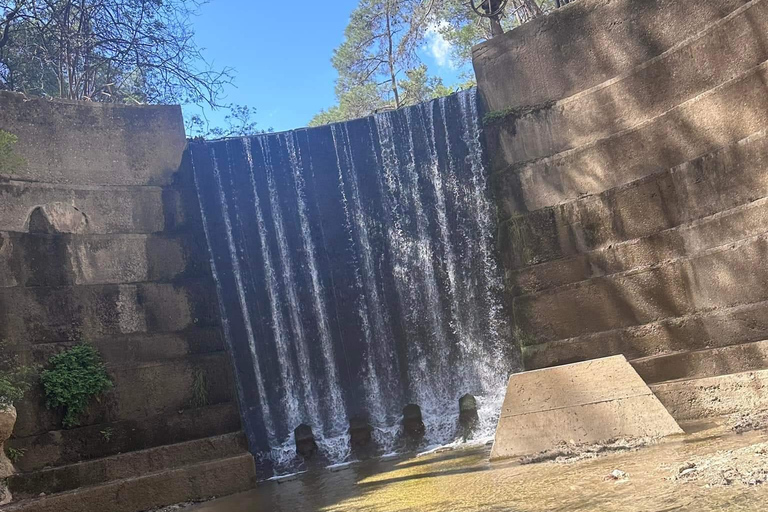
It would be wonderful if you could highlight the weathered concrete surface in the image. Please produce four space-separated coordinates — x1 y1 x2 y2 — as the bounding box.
633 339 768 384
0 232 206 288
0 406 17 478
473 0 749 112
525 300 768 371
511 196 768 296
490 356 682 460
515 233 768 344
27 203 88 234
12 353 234 440
8 403 241 473
0 91 246 511
4 454 256 512
484 0 768 168
0 92 186 186
0 181 173 234
652 369 768 421
500 59 768 212
7 432 248 500
496 126 768 269
0 281 218 345
19 329 225 367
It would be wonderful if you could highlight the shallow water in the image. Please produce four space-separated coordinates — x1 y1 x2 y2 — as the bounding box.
188 423 768 512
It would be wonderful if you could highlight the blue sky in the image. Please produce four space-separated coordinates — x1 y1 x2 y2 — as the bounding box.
186 0 471 133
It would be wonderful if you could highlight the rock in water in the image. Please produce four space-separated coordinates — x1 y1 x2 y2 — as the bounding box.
294 424 318 460
349 417 374 456
402 404 426 441
457 394 480 439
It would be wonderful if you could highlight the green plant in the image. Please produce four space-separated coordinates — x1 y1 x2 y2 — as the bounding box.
0 130 24 173
513 326 538 349
0 342 37 411
6 447 25 464
100 427 114 443
40 344 113 429
191 369 209 408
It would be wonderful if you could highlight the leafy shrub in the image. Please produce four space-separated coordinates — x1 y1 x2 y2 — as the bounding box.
0 342 37 411
6 447 25 464
40 344 113 429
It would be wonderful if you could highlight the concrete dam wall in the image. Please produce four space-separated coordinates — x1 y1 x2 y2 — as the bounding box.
0 92 255 511
3 0 768 509
475 0 768 419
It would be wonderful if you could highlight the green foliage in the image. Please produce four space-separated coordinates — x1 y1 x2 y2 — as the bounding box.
0 130 24 174
399 65 453 105
185 103 273 139
513 326 538 348
0 341 37 411
0 1 231 107
312 0 561 125
40 344 113 429
191 369 209 409
100 427 114 443
5 447 25 464
309 83 388 127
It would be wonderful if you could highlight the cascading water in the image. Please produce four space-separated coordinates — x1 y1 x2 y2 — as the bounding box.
189 89 518 475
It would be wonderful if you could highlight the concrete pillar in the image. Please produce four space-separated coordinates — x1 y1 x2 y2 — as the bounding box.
402 404 425 440
294 424 318 460
457 393 480 439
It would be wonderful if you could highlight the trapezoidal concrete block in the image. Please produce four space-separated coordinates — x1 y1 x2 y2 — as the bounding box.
490 355 682 461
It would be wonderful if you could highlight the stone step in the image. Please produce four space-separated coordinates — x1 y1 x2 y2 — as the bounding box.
651 368 768 421
485 0 768 169
515 232 768 345
473 0 748 112
0 180 182 234
0 91 186 187
523 298 768 371
633 339 768 385
7 432 248 500
0 280 219 345
12 352 235 441
4 453 255 512
511 196 768 296
22 329 225 367
498 128 768 271
7 402 241 473
493 58 768 214
0 232 208 288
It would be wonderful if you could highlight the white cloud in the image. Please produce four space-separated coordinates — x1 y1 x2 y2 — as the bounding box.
424 23 456 70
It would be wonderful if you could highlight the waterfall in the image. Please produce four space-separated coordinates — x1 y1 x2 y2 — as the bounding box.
189 89 517 473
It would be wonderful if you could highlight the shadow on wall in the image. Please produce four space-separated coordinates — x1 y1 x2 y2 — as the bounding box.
477 0 768 372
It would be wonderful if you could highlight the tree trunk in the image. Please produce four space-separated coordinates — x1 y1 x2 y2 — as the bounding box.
490 16 504 36
385 6 400 109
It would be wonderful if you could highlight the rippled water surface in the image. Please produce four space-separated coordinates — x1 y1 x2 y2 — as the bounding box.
188 424 768 512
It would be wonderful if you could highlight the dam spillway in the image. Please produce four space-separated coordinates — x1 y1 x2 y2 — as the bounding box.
188 89 516 469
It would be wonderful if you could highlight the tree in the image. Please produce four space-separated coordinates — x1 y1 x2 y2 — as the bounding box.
309 82 383 127
312 0 462 126
185 103 273 139
311 0 562 126
332 0 421 112
0 0 232 106
423 0 558 68
399 64 452 105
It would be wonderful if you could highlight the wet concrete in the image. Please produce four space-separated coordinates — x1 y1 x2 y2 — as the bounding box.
186 421 768 511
